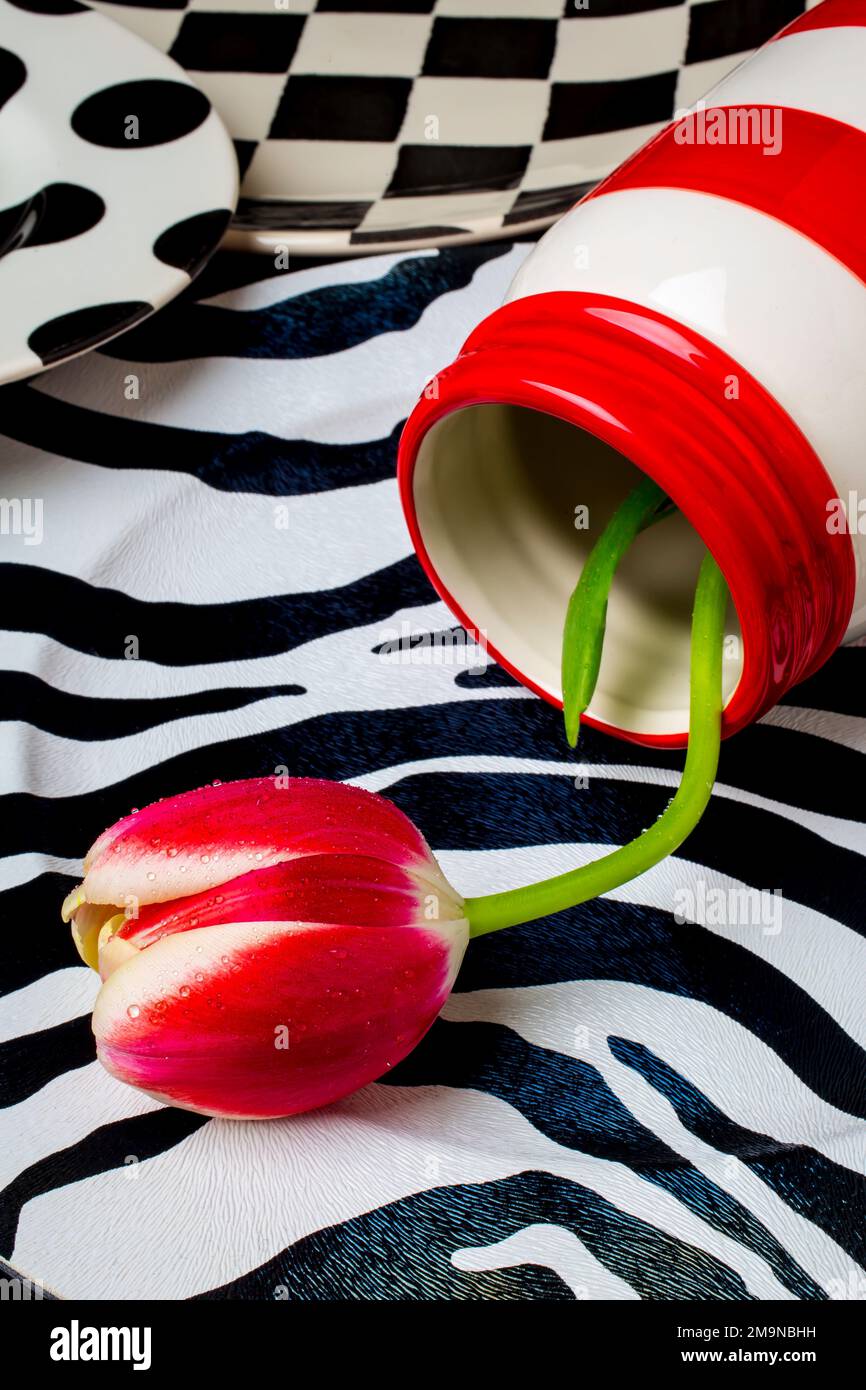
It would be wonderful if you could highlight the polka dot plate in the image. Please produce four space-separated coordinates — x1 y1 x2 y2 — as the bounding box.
0 0 238 386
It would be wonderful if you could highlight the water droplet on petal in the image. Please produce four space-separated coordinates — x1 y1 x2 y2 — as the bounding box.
127 1005 140 1020
179 985 190 999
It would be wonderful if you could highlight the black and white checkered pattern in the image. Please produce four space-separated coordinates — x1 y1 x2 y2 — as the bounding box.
90 0 816 251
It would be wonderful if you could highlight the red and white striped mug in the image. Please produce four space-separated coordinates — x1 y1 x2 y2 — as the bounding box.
398 0 865 748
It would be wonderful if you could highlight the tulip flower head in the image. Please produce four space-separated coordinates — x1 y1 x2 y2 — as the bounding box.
62 779 468 1119
62 485 731 1123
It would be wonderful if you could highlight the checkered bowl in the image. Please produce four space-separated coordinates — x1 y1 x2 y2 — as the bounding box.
89 0 812 254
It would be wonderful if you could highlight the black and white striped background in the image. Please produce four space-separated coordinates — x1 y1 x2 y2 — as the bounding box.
0 242 864 1300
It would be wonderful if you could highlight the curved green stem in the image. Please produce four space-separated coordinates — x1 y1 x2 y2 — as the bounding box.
465 548 727 937
561 476 671 747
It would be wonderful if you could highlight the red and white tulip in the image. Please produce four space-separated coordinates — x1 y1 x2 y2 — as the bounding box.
62 778 467 1119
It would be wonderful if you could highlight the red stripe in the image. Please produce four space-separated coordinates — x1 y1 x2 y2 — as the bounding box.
586 105 866 284
775 0 866 37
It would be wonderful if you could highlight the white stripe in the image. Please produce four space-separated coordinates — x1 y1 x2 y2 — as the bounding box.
0 444 409 602
10 1080 794 1299
0 968 98 1044
0 852 81 894
440 845 866 1048
0 599 454 697
0 1063 160 1192
760 703 866 755
452 1224 640 1299
508 187 866 633
30 245 530 443
705 27 866 136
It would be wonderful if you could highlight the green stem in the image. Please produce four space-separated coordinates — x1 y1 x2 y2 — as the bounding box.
465 548 727 937
561 476 670 747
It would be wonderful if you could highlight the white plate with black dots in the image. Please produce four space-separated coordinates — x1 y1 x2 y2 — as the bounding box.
0 0 238 385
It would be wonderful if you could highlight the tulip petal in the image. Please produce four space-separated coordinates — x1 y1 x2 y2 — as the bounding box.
61 885 86 924
98 917 139 981
93 914 468 1119
69 901 122 970
82 778 441 909
116 854 463 952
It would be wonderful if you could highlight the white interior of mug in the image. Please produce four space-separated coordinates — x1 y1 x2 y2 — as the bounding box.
412 403 742 739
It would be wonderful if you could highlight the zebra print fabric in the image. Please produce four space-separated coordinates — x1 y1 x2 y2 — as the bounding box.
0 241 863 1301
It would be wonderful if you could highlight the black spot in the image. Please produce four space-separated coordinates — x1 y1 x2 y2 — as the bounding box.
28 301 152 365
153 208 231 274
0 48 26 113
71 79 211 150
0 197 33 258
30 184 105 247
0 184 103 258
4 0 84 11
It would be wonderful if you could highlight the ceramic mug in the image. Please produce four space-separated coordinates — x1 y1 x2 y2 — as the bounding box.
398 0 866 748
